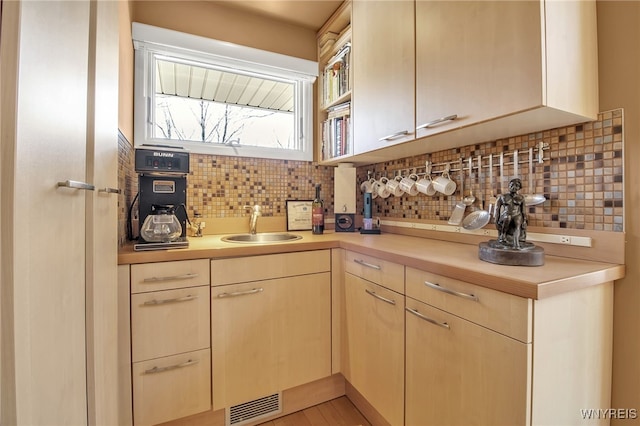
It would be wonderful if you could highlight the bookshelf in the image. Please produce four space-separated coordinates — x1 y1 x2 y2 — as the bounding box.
317 1 352 164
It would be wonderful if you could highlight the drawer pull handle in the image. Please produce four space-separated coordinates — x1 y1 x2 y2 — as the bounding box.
56 180 95 191
143 359 199 375
406 307 450 330
98 187 121 194
416 114 458 130
423 280 479 302
217 287 264 298
354 259 381 270
365 288 396 305
143 295 198 306
142 273 199 283
378 130 410 142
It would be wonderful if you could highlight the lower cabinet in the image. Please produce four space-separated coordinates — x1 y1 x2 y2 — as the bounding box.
211 251 332 412
128 259 211 426
405 298 530 425
343 272 405 426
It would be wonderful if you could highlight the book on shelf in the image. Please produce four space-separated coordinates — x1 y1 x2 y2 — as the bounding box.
322 42 351 107
319 31 339 57
322 102 352 161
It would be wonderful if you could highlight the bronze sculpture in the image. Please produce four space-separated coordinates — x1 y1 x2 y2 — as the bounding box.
479 177 544 265
494 178 527 249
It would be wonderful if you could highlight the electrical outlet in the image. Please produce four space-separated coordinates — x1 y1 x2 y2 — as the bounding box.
454 227 461 233
431 224 438 231
561 236 571 244
483 229 491 236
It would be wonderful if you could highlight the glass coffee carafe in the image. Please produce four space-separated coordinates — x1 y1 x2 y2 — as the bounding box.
139 204 183 243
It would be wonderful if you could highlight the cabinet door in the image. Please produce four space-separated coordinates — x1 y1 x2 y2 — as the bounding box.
343 273 404 426
211 272 331 409
352 0 415 154
415 1 542 139
2 2 91 424
405 298 531 426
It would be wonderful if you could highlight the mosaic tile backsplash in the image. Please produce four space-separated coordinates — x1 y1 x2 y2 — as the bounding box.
117 109 624 244
187 156 335 218
357 109 624 232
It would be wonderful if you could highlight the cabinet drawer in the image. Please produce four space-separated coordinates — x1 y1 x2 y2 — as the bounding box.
211 250 330 286
131 259 210 293
344 250 404 294
406 267 531 342
133 348 211 426
131 285 210 362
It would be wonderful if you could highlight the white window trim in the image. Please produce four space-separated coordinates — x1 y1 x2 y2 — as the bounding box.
132 23 318 161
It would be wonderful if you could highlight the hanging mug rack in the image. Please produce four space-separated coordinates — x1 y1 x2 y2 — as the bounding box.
361 142 549 198
367 142 549 185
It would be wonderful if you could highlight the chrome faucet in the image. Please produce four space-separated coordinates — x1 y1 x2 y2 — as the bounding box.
244 204 262 234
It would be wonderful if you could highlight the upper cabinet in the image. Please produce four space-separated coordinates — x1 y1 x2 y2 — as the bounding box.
351 0 415 155
415 1 544 138
318 0 598 166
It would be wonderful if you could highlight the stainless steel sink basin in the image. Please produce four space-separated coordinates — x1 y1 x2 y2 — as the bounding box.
221 232 302 244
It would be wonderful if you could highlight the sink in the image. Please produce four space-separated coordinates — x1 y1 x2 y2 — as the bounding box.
221 232 302 244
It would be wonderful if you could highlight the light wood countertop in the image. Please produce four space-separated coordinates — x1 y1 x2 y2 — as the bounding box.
118 231 625 300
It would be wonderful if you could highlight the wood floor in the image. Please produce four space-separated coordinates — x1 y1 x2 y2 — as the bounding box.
258 396 372 426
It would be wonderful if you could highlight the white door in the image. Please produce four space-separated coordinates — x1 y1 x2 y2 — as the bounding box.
85 1 120 424
0 1 119 424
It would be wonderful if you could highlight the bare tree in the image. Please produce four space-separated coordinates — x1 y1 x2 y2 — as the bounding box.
155 100 186 140
156 95 284 146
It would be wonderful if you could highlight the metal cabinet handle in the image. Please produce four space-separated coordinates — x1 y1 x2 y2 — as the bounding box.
353 259 381 270
144 359 199 375
378 130 410 142
406 307 450 330
365 288 396 305
98 187 121 194
423 280 479 302
142 295 198 306
142 273 199 283
216 288 264 298
416 114 458 130
56 180 95 191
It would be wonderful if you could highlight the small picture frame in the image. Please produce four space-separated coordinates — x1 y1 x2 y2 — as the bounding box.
286 200 313 231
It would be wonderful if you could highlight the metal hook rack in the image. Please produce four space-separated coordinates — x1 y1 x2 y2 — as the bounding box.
364 142 549 182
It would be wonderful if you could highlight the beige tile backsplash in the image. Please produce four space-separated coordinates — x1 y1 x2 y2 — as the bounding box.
118 109 624 245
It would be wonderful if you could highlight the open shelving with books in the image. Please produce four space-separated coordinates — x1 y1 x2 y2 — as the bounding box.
317 1 352 164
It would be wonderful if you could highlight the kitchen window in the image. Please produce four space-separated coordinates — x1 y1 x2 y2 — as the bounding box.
132 23 317 161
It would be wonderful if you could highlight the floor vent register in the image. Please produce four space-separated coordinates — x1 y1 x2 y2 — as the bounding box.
227 392 282 426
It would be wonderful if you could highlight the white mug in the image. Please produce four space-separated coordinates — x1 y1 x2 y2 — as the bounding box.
360 178 376 194
386 176 405 197
375 177 391 198
399 174 419 196
416 175 436 196
432 172 456 195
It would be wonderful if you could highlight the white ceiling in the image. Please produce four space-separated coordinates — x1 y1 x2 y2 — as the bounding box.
218 0 344 30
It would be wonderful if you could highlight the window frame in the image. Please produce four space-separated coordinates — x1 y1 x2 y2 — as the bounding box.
132 23 318 161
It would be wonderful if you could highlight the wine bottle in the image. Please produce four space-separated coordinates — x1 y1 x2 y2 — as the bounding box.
312 184 324 234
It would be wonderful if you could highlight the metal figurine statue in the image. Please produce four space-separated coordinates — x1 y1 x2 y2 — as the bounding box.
479 177 544 266
494 178 528 249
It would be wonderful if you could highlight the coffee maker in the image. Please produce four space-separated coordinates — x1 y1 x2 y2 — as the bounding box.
133 146 190 251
